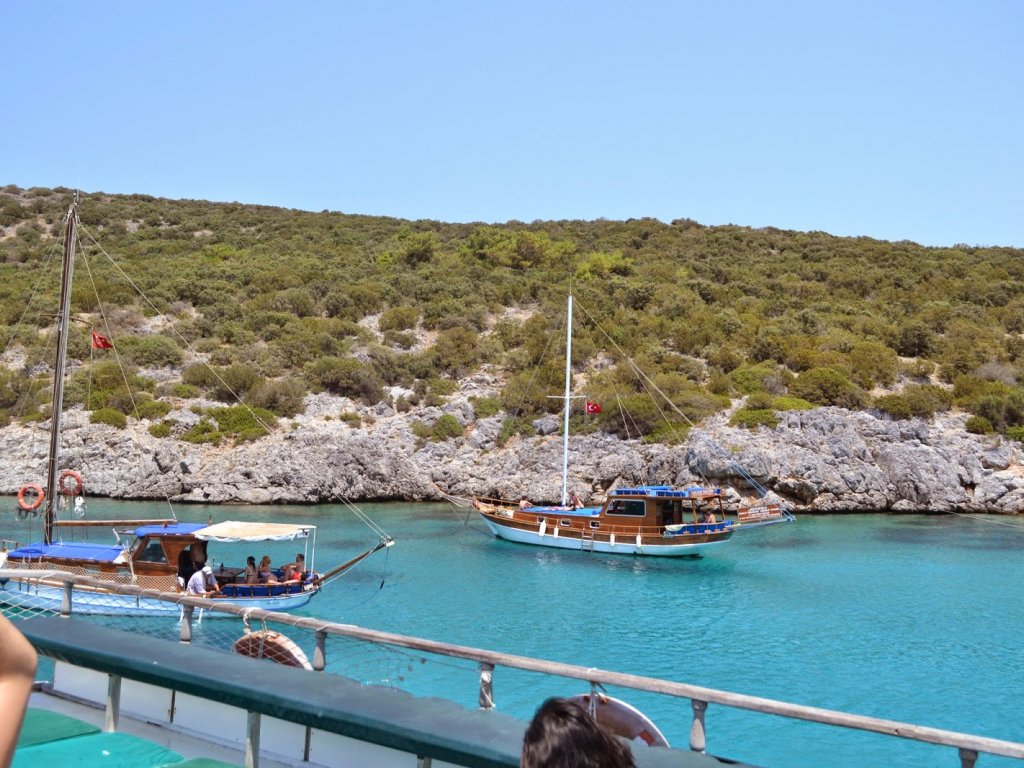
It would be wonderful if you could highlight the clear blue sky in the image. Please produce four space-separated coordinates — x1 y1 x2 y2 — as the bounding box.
4 1 1022 247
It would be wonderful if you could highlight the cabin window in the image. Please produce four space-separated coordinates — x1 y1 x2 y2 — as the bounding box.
589 520 601 529
559 519 572 527
607 499 646 517
136 539 168 564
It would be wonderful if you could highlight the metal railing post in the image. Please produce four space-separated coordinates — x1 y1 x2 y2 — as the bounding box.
105 674 121 733
478 662 495 710
959 747 978 768
246 710 261 768
180 605 193 643
690 699 707 753
313 629 327 672
61 581 73 616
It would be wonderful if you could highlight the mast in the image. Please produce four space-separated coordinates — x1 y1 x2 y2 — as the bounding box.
44 199 78 545
560 295 573 507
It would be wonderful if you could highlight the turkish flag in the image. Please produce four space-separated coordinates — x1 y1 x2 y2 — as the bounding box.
90 331 113 350
585 401 602 415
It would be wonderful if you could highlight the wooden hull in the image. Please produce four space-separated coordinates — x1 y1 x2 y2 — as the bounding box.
476 506 732 557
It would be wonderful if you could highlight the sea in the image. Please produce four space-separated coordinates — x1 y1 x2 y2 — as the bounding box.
8 500 1024 768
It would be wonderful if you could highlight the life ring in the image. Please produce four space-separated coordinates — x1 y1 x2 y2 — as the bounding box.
17 483 45 512
58 470 84 496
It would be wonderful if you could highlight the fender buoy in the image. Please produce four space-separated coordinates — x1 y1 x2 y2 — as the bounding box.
17 483 45 512
58 470 84 496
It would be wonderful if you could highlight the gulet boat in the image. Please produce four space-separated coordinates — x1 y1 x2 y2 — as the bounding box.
473 295 794 556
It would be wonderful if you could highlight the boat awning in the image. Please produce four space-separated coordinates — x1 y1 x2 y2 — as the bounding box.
6 541 127 563
191 521 315 543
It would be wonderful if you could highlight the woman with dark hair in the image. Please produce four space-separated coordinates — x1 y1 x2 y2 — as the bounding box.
521 697 636 768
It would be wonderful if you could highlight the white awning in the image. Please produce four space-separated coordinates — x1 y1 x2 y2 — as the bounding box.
192 521 315 543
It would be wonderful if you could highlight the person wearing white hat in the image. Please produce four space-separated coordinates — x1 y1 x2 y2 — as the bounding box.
185 564 220 597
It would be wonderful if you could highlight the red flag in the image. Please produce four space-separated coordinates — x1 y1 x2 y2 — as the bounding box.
90 331 113 350
585 401 602 415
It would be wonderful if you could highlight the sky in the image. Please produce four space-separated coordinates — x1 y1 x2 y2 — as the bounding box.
3 1 1022 248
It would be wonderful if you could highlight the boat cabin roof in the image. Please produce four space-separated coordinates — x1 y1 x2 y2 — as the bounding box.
612 485 721 499
131 521 315 542
6 540 127 563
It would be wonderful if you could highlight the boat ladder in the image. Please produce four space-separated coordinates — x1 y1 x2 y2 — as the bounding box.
580 529 595 553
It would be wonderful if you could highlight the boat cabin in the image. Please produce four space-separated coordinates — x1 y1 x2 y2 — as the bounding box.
601 486 727 529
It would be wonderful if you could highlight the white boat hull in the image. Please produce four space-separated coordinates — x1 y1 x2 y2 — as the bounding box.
0 575 314 616
481 518 729 557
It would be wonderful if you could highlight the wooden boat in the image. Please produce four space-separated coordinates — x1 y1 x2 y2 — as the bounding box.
473 295 794 556
566 693 670 747
0 199 393 616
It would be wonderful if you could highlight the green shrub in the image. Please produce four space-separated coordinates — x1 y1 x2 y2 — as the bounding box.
771 396 814 411
90 408 127 429
471 396 501 419
304 357 384 403
116 334 184 367
497 416 535 446
208 405 277 442
136 400 172 420
247 377 307 417
410 421 432 439
966 416 995 435
181 419 222 444
902 384 952 418
171 383 201 398
379 306 419 332
874 394 912 420
148 420 173 438
745 392 774 410
789 368 867 410
339 411 361 427
1005 424 1024 442
729 409 779 429
431 413 463 440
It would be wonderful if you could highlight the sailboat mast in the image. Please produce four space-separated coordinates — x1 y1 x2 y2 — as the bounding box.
561 295 573 507
44 201 78 545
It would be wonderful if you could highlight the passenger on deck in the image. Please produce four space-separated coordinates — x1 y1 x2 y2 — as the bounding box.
0 614 37 768
569 491 584 509
521 697 635 768
257 555 279 584
186 565 219 597
244 555 258 584
281 553 306 582
519 497 532 510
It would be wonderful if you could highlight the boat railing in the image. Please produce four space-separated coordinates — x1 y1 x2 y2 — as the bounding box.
3 570 1022 767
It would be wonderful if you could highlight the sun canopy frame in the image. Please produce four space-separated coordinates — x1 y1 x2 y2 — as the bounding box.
192 521 315 543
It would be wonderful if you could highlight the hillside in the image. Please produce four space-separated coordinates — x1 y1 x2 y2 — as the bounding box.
1 184 1024 511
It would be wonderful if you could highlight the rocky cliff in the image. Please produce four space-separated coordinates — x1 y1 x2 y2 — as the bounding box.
1 385 1022 514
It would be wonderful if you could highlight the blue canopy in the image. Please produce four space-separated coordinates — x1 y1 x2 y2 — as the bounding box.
132 523 206 537
7 540 127 563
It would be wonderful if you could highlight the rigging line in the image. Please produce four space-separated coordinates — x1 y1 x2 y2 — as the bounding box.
77 223 277 436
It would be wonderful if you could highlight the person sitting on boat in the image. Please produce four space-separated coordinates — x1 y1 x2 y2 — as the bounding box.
519 497 532 510
281 553 306 582
244 555 258 584
257 555 279 584
186 565 219 597
569 491 584 509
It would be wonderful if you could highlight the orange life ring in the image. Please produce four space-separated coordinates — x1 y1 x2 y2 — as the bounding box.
58 470 84 496
17 483 45 511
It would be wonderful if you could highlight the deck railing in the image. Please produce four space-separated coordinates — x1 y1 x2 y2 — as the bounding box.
4 570 1024 767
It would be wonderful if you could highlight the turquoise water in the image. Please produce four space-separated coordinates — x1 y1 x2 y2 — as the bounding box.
10 501 1024 767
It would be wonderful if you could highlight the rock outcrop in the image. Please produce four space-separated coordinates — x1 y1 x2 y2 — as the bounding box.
1 395 1022 513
